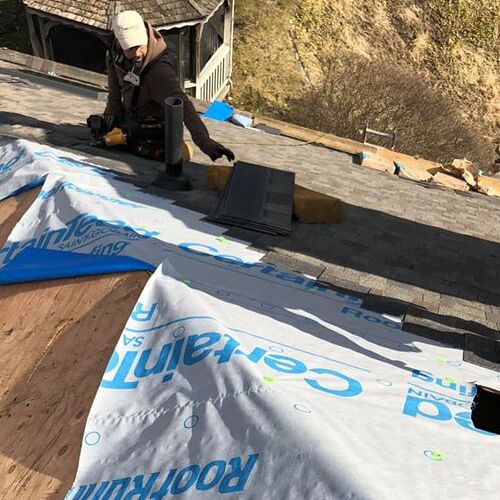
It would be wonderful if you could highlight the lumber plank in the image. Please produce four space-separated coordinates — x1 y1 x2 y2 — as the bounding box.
0 48 107 89
360 155 396 174
397 163 433 182
477 176 500 197
432 172 470 191
252 116 378 155
375 148 442 173
252 115 444 175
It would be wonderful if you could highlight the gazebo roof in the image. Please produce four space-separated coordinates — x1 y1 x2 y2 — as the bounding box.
23 0 224 30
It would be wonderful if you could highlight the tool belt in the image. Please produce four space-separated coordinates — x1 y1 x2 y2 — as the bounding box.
88 116 193 162
123 116 164 142
121 116 164 160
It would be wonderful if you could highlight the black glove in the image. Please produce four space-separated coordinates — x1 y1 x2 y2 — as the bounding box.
210 143 235 162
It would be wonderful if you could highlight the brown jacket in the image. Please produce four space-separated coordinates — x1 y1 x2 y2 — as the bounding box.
105 23 216 156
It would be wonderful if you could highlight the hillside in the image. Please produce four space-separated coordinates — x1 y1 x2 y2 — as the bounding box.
231 0 500 171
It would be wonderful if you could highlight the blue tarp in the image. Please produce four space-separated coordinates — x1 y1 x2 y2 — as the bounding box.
0 247 155 284
202 101 234 122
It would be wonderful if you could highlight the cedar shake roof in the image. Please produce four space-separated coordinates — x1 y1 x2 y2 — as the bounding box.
23 0 224 30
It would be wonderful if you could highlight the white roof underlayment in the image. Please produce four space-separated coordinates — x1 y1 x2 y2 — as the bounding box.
0 137 498 499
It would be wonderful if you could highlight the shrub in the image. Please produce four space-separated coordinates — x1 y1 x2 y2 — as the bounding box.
284 54 496 170
0 0 31 53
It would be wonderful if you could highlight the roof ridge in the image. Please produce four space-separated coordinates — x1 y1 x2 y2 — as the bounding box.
19 0 213 30
184 0 208 17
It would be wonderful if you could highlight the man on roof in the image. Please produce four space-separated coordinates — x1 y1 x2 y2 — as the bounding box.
101 10 235 162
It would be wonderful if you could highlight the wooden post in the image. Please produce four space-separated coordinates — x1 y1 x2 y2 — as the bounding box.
194 23 202 98
228 0 235 77
25 13 43 57
177 30 185 89
38 17 50 59
39 18 57 60
107 1 122 29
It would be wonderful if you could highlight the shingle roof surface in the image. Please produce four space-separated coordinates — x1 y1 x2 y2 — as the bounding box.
0 57 498 370
23 0 223 29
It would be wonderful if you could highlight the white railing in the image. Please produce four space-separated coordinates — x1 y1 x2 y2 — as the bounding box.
196 44 231 102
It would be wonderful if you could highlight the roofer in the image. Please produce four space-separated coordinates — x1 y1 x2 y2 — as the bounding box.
97 10 235 162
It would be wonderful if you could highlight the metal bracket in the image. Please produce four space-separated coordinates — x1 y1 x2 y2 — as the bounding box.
362 122 396 150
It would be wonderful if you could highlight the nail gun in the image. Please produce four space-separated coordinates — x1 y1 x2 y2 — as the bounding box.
86 115 193 161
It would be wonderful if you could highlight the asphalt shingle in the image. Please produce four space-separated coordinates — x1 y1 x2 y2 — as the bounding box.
0 57 498 362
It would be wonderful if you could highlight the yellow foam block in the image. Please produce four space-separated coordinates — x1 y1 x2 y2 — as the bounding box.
293 185 342 224
182 141 194 162
206 164 232 191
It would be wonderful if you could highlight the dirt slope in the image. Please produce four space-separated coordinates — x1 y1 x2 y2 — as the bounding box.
232 0 500 170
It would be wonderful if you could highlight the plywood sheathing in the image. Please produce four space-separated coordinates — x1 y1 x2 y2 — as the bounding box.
477 176 500 197
360 154 396 174
0 191 150 498
0 189 40 245
432 172 470 192
396 162 433 182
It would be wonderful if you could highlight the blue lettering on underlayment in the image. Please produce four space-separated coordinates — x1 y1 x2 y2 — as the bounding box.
0 148 26 179
65 453 259 499
402 369 498 436
178 244 401 330
101 313 365 397
0 147 109 181
39 180 140 208
0 214 160 265
34 150 92 167
106 306 496 437
33 151 116 177
178 242 366 305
